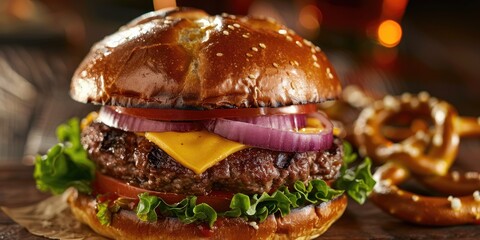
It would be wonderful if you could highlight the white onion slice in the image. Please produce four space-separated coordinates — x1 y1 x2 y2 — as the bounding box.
97 107 203 132
205 112 333 152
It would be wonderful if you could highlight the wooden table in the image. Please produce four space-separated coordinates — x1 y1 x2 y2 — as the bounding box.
1 163 479 239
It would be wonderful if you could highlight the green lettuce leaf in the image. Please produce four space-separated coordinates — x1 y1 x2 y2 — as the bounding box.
96 201 112 226
136 192 161 222
182 203 217 227
34 118 95 195
335 142 376 204
130 178 342 227
137 193 219 228
222 179 343 223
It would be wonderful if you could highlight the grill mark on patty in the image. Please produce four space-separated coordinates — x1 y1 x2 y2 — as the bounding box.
148 148 168 168
82 122 343 195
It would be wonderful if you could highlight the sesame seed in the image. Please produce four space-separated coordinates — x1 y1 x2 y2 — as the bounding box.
221 13 228 17
315 46 321 52
272 62 279 68
286 36 293 42
228 25 235 30
251 47 258 52
312 55 318 61
412 195 420 202
259 43 266 49
311 47 316 53
326 67 334 79
296 41 303 47
216 53 223 57
278 29 287 35
242 34 250 38
248 74 255 79
473 191 480 202
164 20 172 24
223 30 229 35
313 62 320 68
246 53 253 57
233 23 240 28
303 39 313 46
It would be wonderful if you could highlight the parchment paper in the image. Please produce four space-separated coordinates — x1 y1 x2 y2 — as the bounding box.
1 188 107 240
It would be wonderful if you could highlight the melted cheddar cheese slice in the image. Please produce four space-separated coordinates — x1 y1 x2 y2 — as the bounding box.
145 131 248 174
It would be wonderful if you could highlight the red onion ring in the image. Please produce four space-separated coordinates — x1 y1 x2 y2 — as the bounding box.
97 107 203 132
228 114 306 130
205 112 333 152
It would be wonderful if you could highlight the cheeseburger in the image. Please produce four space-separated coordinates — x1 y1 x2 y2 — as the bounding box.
34 7 374 240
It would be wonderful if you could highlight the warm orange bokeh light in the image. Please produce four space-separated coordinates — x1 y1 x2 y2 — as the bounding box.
298 5 322 30
377 20 402 47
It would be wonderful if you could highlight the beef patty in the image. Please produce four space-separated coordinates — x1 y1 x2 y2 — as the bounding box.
82 122 343 195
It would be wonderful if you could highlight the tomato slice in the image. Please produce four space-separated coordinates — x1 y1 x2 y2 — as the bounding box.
93 172 233 212
112 104 317 121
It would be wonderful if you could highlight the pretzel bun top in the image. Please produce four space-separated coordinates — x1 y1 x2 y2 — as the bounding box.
70 7 341 110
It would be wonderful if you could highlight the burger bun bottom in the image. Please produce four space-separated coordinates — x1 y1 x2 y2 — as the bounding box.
67 189 347 240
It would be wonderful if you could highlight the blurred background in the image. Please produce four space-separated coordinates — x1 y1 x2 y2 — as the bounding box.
0 0 478 164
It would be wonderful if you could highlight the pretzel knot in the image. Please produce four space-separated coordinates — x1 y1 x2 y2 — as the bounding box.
370 162 480 225
354 93 462 175
354 92 480 225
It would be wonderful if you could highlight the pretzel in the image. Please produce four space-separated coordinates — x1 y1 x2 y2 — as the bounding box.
353 92 480 225
417 170 480 196
370 162 480 226
354 92 460 176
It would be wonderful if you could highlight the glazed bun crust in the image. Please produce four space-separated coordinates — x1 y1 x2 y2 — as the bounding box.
68 190 347 240
70 8 341 110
